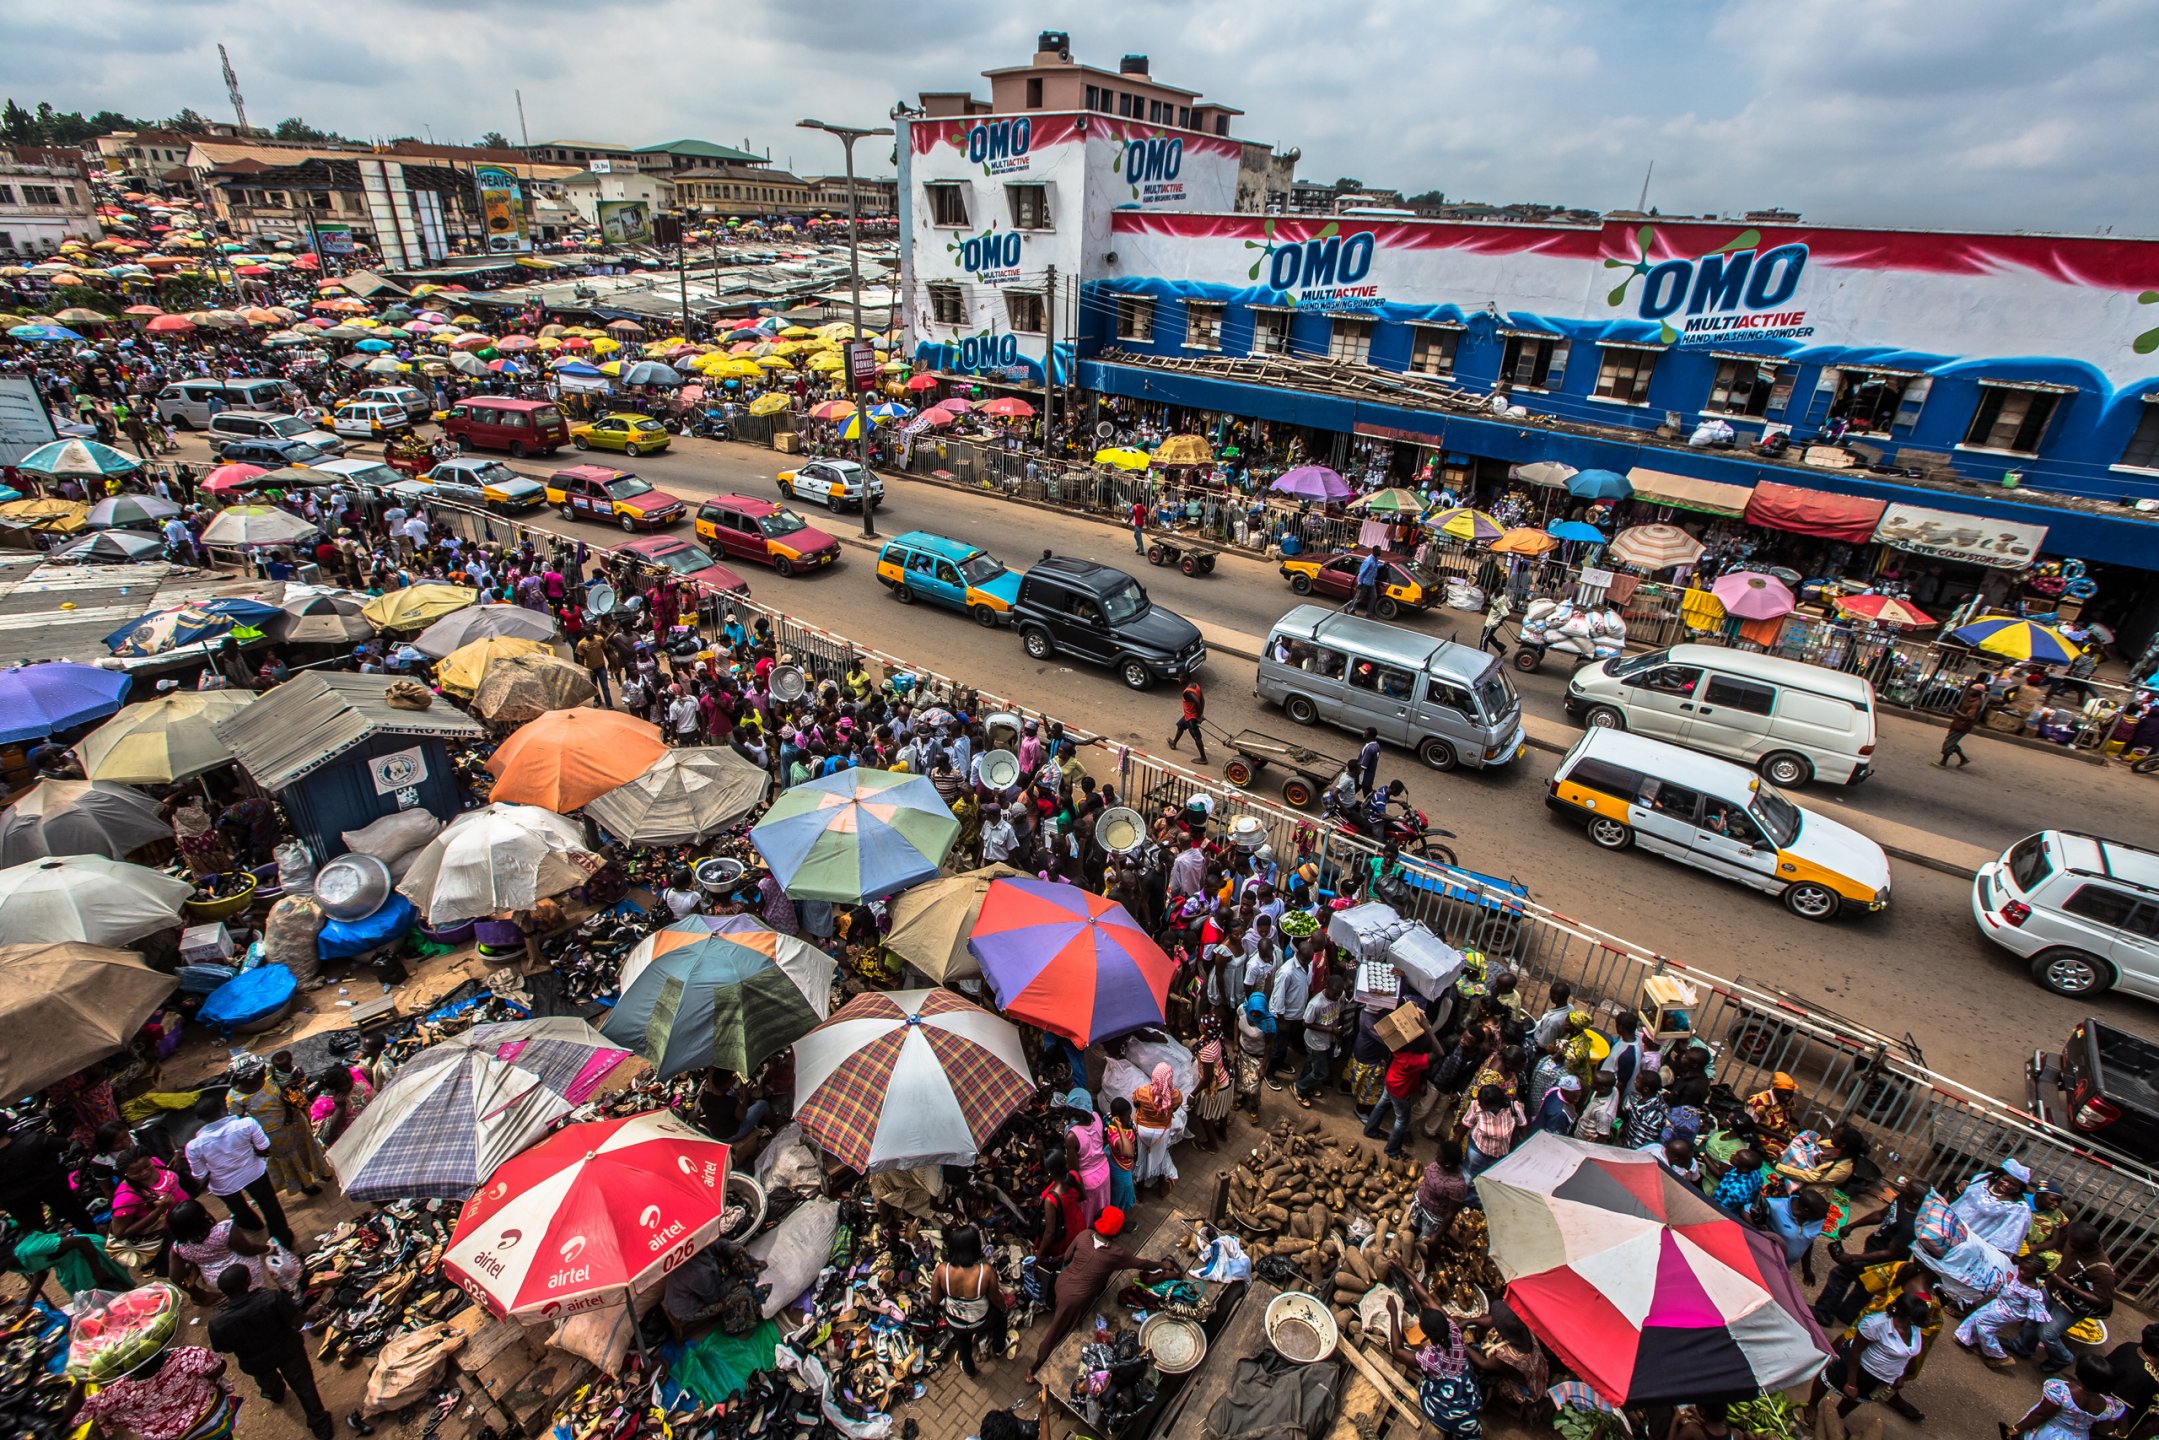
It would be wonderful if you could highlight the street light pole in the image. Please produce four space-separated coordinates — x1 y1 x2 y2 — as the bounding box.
799 117 893 539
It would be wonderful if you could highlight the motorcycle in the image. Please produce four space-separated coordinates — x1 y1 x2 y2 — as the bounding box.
2132 751 2159 776
666 407 735 441
1322 787 1458 868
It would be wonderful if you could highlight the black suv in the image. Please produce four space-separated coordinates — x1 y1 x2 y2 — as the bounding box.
1012 556 1206 690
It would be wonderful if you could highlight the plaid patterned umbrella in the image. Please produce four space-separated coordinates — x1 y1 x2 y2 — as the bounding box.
749 768 958 903
326 1048 574 1201
432 1017 635 1105
600 918 833 1079
794 988 1033 1174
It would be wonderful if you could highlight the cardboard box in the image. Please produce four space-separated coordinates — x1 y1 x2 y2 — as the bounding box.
774 431 800 454
180 923 234 963
1375 1000 1426 1052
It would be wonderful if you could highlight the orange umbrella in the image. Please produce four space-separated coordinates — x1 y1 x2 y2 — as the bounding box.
486 710 667 811
808 400 857 421
1491 527 1559 556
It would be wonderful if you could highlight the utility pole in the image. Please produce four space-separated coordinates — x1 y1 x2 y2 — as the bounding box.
1637 160 1654 214
799 118 894 539
1042 264 1056 457
219 45 249 134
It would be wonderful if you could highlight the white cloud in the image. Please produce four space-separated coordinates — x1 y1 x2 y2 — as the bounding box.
4 0 2155 230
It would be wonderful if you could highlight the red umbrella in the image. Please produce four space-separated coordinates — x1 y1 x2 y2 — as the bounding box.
143 314 195 334
441 1112 731 1320
291 253 319 271
122 305 164 318
980 397 1035 418
201 463 268 495
935 397 975 414
903 374 942 392
915 408 957 429
969 878 1173 1046
1833 593 1934 628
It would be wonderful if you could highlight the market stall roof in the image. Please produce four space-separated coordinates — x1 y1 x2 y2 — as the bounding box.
216 671 483 790
1742 480 1889 544
328 269 407 299
1626 467 1755 519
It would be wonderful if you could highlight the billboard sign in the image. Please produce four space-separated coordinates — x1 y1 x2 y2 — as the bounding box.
596 200 652 245
846 339 878 391
474 165 531 253
313 222 354 255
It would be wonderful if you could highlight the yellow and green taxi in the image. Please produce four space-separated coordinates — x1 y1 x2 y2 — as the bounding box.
874 531 1021 626
570 412 671 457
1279 548 1430 621
1546 728 1890 922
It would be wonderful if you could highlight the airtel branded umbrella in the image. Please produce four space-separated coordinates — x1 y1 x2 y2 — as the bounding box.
1270 465 1350 502
327 1048 574 1201
1608 524 1706 572
968 877 1175 1046
1833 593 1934 628
883 863 1026 984
749 768 958 904
0 663 130 743
442 1111 732 1320
0 780 168 865
793 988 1033 1174
1710 571 1796 621
1475 1133 1830 1406
600 917 834 1079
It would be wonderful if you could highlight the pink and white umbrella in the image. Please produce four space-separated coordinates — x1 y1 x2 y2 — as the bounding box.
1608 524 1705 572
442 1111 730 1320
1710 570 1796 621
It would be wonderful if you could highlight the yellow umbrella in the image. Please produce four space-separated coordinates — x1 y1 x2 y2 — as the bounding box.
778 326 815 339
756 354 795 369
0 499 89 535
598 361 623 376
815 322 857 339
535 336 562 350
747 393 790 416
806 352 842 372
1094 447 1151 471
1151 434 1215 466
716 359 763 379
436 636 550 697
591 337 620 354
361 583 478 632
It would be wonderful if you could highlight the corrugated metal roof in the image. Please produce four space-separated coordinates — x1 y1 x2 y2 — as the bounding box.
215 672 482 790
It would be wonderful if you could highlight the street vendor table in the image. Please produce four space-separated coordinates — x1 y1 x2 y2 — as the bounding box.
1043 1206 1282 1439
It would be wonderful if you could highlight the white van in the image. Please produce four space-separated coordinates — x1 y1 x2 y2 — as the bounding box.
152 377 306 427
1563 643 1877 787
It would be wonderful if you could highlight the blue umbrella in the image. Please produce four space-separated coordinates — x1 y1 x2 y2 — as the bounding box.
749 768 958 903
1566 468 1633 501
622 360 686 387
837 412 870 441
16 439 141 479
354 338 394 353
5 325 82 343
1547 520 1609 543
866 401 912 421
104 597 282 657
0 663 131 743
555 360 602 376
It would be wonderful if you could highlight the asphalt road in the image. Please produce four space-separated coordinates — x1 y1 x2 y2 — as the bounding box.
187 428 2159 1094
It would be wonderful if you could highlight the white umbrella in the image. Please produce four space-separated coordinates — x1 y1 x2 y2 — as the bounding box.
0 855 192 947
414 603 558 659
200 505 318 548
396 803 598 926
584 748 771 844
77 691 255 784
326 1048 573 1201
0 780 169 865
1608 523 1707 571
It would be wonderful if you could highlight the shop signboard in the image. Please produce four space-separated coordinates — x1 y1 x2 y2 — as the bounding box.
596 200 651 245
846 339 878 391
312 222 354 255
1872 502 2047 569
473 165 531 253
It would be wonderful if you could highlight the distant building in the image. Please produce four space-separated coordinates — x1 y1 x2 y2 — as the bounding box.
806 174 898 218
556 170 675 227
0 147 99 256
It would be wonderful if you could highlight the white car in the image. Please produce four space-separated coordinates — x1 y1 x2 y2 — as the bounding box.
330 400 412 440
1975 831 2159 998
421 458 547 513
777 458 885 513
354 385 433 422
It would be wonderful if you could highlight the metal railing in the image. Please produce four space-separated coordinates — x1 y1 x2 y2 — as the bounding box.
419 496 2159 1301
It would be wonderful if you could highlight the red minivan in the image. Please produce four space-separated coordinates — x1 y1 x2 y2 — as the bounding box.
443 397 571 458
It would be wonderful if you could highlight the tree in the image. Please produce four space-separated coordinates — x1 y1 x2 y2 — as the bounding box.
1 100 35 144
273 117 331 142
163 108 212 134
1404 189 1447 210
87 111 139 135
477 130 511 150
1331 176 1364 193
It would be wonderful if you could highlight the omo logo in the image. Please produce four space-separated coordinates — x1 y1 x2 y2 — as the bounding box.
935 330 1022 373
948 118 1033 175
1112 129 1183 198
946 227 1023 275
1606 226 1808 342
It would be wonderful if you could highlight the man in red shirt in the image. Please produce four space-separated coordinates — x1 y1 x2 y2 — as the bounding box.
1129 498 1149 554
1168 678 1208 763
1363 1035 1432 1159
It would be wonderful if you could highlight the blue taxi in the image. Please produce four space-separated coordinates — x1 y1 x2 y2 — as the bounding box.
874 531 1022 626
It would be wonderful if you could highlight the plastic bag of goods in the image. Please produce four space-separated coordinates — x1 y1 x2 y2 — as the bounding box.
65 1283 181 1382
747 1199 841 1319
1689 418 1736 448
1328 901 1413 963
262 894 324 986
272 840 316 897
1521 597 1561 628
363 1323 464 1416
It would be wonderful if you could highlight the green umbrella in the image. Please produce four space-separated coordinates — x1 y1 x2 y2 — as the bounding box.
596 917 834 1078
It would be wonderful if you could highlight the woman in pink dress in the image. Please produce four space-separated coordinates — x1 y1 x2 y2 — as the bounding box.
1063 1089 1111 1228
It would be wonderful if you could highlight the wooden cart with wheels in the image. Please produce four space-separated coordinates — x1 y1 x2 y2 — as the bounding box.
1144 533 1223 576
1220 728 1346 808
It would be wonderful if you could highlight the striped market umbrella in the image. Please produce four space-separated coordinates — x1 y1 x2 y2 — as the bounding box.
430 1017 635 1104
326 1047 574 1201
85 494 180 529
1476 1133 1830 1406
77 691 254 783
1950 615 2079 665
1833 593 1935 629
599 917 834 1079
968 878 1175 1046
1351 487 1426 518
793 988 1033 1174
1427 506 1506 544
749 768 958 903
443 1112 732 1320
51 530 162 564
1608 524 1706 571
14 438 141 480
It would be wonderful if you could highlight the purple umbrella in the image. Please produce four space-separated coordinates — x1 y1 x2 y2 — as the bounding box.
1270 465 1351 502
0 663 131 744
966 878 1174 1046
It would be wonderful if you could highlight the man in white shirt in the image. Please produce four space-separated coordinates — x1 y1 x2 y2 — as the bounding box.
1265 946 1311 1088
1295 973 1348 1105
400 513 430 554
665 687 701 745
182 1096 293 1249
979 805 1019 864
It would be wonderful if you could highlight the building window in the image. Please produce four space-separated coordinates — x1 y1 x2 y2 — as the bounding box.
1327 317 1373 365
1026 77 1043 108
1963 384 2061 454
1085 84 1101 111
924 182 968 227
1593 346 1659 405
1250 310 1288 355
20 185 59 206
927 283 966 326
0 186 13 204
1216 115 1229 135
1116 296 1155 342
1409 326 1459 376
1182 301 1223 350
1007 184 1051 230
1500 334 1567 389
1006 289 1045 333
2119 400 2159 470
1706 358 1783 417
1179 106 1192 129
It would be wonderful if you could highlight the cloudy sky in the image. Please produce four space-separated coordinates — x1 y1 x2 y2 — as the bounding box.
8 0 2156 232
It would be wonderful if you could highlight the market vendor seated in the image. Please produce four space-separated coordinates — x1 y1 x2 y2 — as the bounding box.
660 1235 767 1341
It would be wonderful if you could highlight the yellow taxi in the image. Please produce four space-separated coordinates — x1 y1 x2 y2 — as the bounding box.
570 412 671 457
1547 728 1890 922
1278 548 1430 621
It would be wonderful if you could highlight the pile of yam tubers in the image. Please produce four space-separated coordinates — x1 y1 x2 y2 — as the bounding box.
1221 1117 1502 1349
